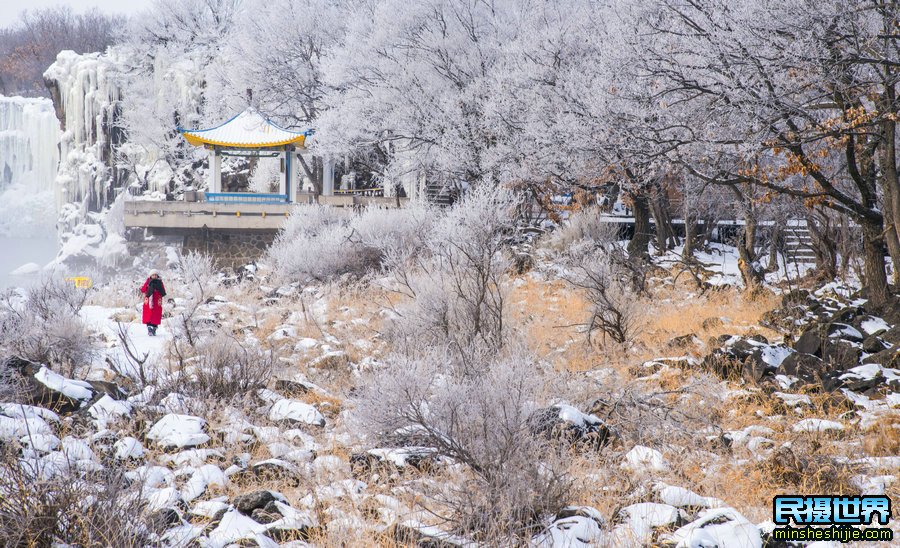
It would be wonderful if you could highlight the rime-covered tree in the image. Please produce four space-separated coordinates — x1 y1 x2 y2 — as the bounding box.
624 0 900 304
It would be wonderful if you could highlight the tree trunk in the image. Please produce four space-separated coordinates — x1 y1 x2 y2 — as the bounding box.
682 213 696 261
879 62 900 285
861 219 890 307
738 198 763 291
766 225 781 273
882 183 900 285
806 216 837 281
627 192 652 260
649 190 677 255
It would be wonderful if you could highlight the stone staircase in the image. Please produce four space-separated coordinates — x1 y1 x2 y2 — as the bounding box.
782 222 817 264
424 179 457 207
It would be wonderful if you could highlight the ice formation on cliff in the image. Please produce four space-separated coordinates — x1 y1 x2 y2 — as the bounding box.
0 96 61 238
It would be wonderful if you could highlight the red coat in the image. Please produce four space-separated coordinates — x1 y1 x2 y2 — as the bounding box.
141 277 166 325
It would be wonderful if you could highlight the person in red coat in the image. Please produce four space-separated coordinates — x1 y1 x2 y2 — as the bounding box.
141 269 166 336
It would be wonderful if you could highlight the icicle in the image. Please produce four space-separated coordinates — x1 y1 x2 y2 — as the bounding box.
0 96 61 238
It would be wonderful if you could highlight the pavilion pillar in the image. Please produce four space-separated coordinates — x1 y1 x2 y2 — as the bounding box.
208 146 222 193
323 156 335 196
283 147 292 203
278 149 287 197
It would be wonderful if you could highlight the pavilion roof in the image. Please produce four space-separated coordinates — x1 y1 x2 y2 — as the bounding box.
179 108 309 148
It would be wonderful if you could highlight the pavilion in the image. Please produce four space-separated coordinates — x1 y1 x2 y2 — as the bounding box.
179 108 313 203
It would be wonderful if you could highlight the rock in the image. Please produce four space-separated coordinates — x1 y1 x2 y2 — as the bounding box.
146 508 181 529
821 339 862 370
661 507 762 547
233 490 278 515
8 363 94 414
618 502 682 540
353 447 442 474
622 445 668 473
876 295 900 325
742 358 770 383
878 325 900 345
826 322 864 342
113 437 145 460
251 507 282 524
247 459 301 486
704 336 792 381
86 380 127 402
862 346 900 368
529 404 616 450
146 414 210 449
781 289 810 307
862 336 889 354
268 399 325 427
392 522 471 547
792 327 822 356
555 506 606 529
309 351 350 370
833 306 864 323
701 317 723 330
273 379 312 397
667 333 700 349
777 353 827 383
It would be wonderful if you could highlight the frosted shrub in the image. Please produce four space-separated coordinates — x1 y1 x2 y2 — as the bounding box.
386 186 519 355
543 207 621 261
170 332 277 399
269 203 434 283
0 276 95 377
354 348 570 540
173 251 218 347
0 447 161 547
568 251 643 345
349 202 434 267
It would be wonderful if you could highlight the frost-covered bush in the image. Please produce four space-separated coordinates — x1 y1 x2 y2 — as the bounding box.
0 447 161 547
268 202 434 283
567 251 643 345
543 207 621 261
172 251 218 347
170 332 277 399
354 347 570 540
386 186 519 355
0 276 95 377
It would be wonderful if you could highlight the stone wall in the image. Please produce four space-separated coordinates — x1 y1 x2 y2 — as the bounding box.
127 227 277 268
182 228 277 267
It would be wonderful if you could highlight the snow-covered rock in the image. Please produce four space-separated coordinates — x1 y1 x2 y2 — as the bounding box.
622 445 669 473
619 502 681 540
20 432 60 452
0 415 53 440
34 366 93 401
534 507 605 546
88 394 132 428
663 507 762 548
792 419 844 433
146 414 210 449
146 486 182 512
114 436 145 459
182 464 227 502
207 508 266 546
268 399 325 427
654 483 722 509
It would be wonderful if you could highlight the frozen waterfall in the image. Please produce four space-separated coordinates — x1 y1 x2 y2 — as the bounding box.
0 96 61 238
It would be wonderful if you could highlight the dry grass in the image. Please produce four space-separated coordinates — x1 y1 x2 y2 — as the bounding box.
78 260 900 545
862 417 900 456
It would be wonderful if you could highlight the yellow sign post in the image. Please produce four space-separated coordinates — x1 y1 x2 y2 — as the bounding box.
65 277 93 289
